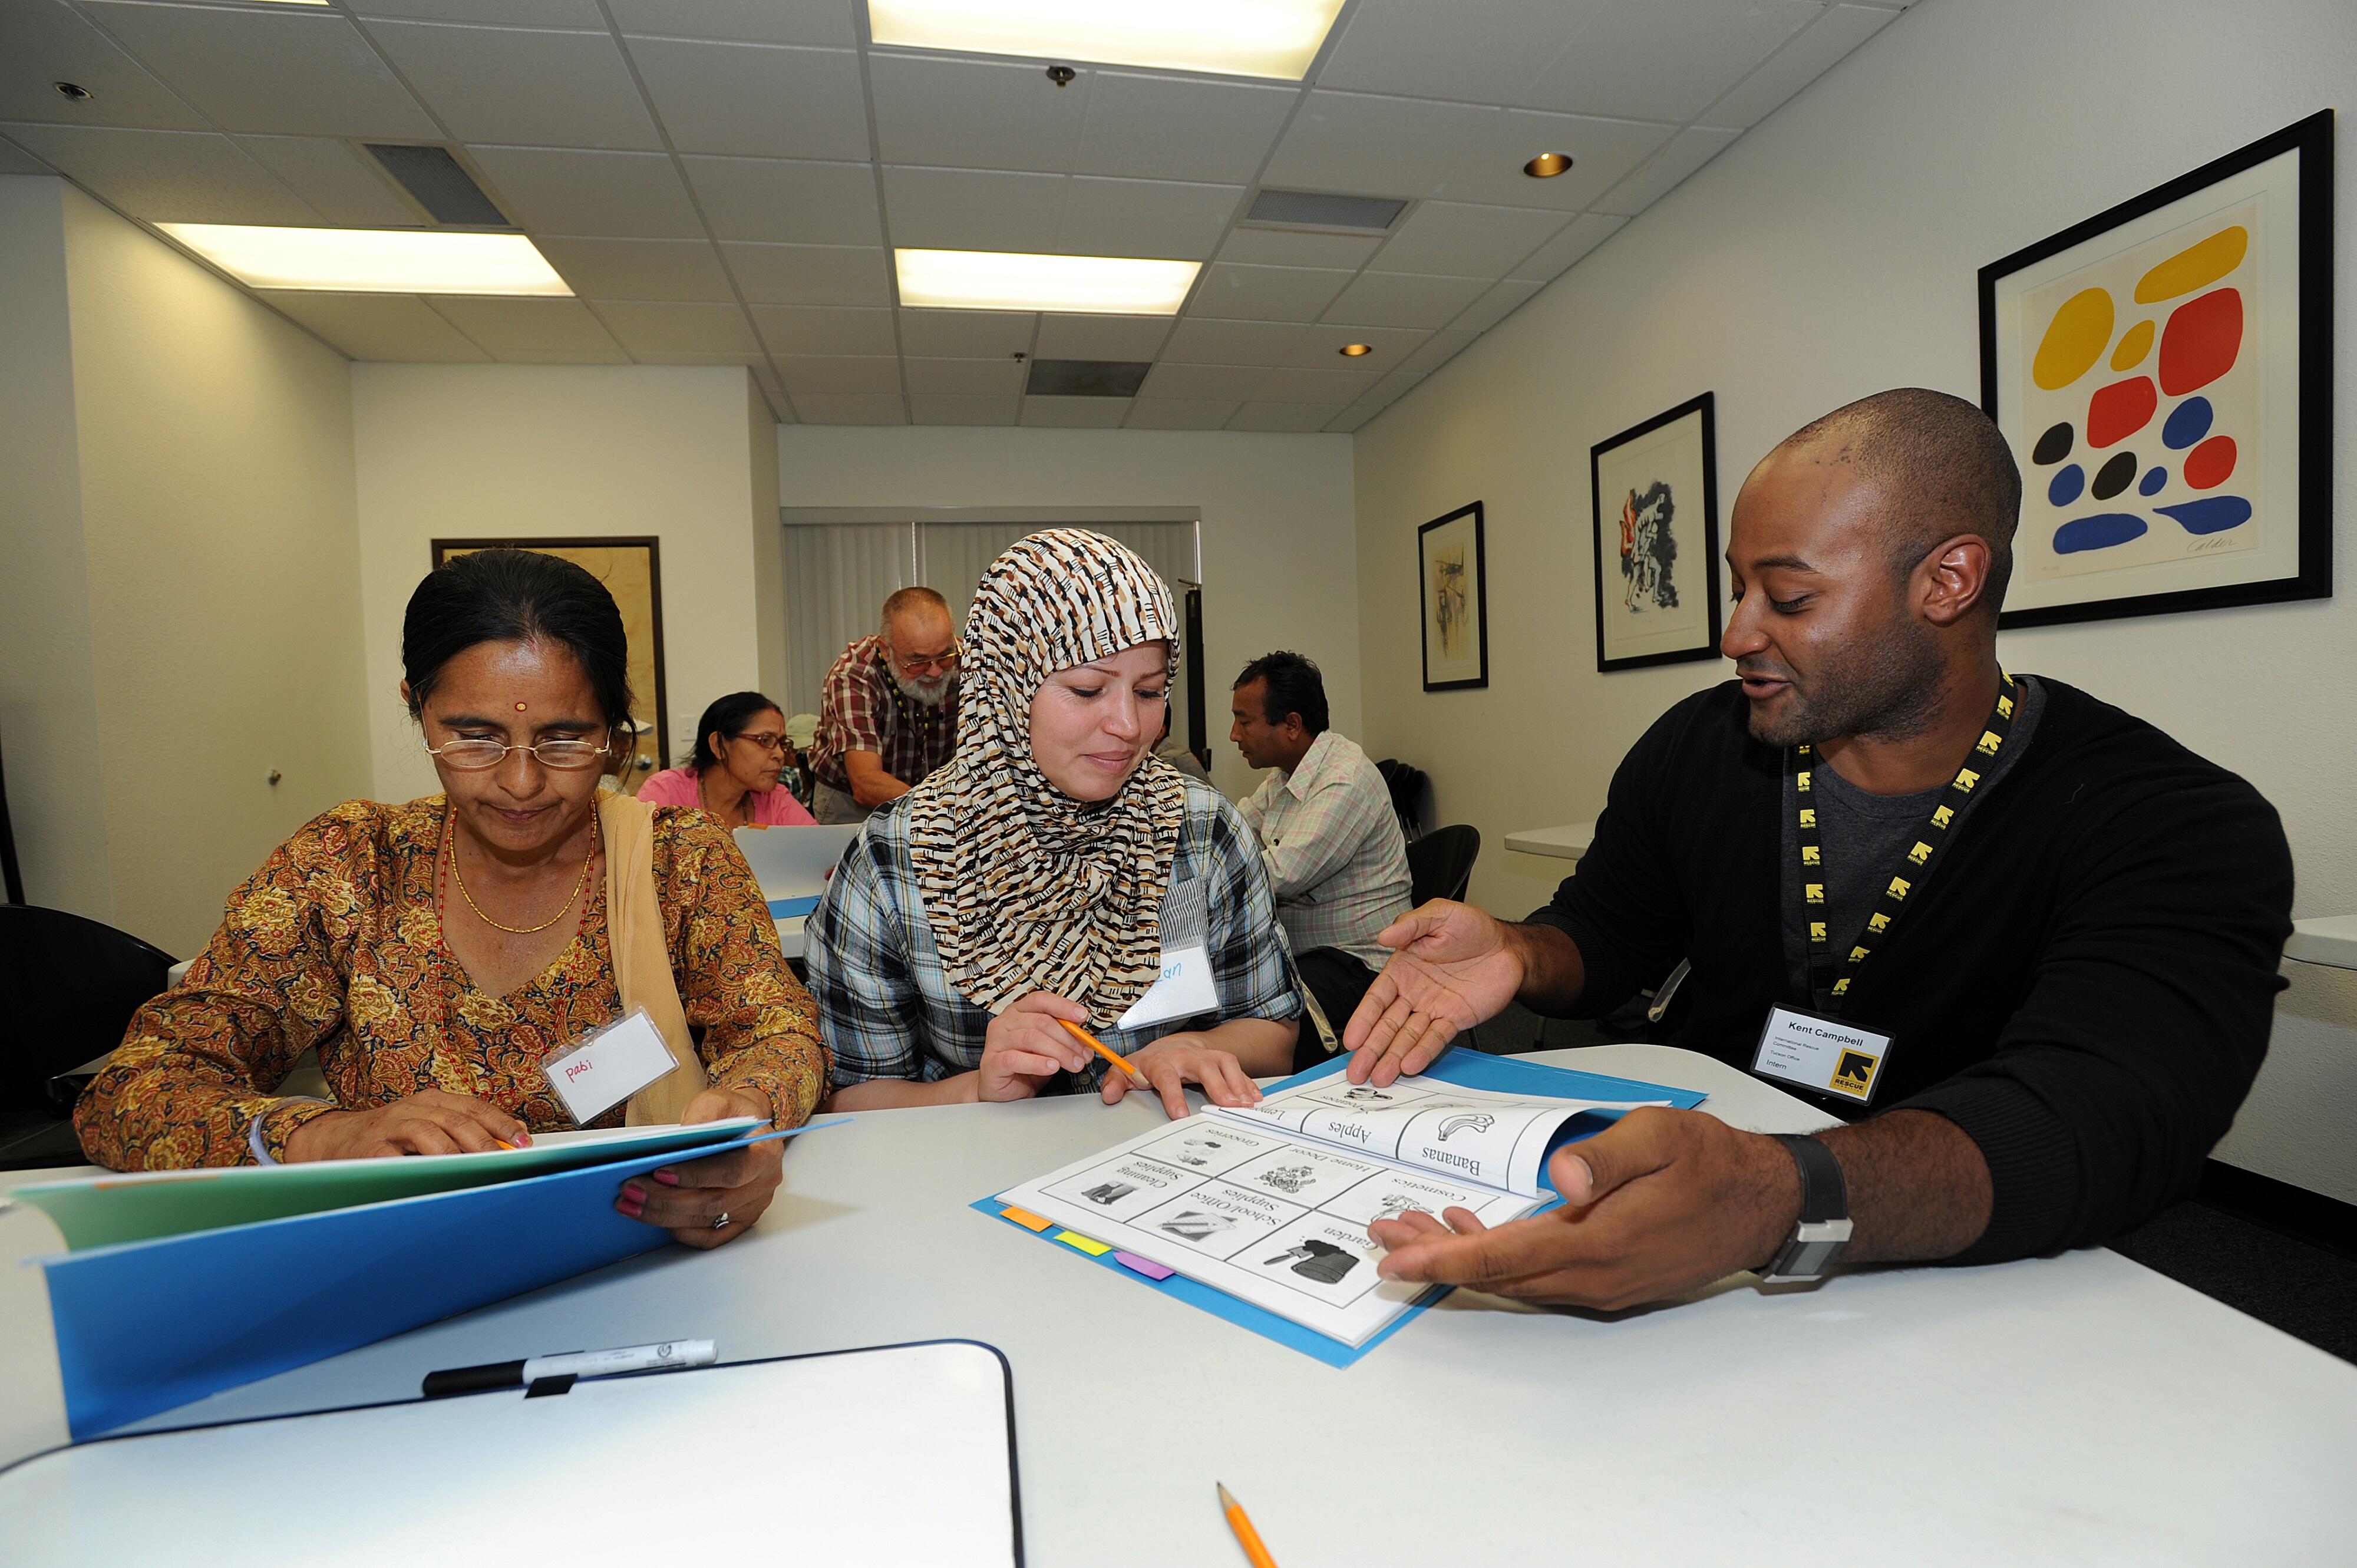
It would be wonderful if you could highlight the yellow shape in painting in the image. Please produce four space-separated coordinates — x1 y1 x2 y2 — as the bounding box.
2109 318 2155 371
2032 287 2114 389
2135 225 2248 303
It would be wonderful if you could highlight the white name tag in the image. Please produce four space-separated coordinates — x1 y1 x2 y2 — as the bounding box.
1752 1006 1890 1105
1115 944 1219 1031
543 1008 680 1125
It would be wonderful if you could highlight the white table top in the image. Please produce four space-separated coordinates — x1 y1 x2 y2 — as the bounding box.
775 915 806 961
5 1044 2353 1564
1502 820 1595 860
2284 915 2357 970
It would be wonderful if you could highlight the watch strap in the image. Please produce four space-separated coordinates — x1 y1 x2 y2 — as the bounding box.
1771 1134 1849 1223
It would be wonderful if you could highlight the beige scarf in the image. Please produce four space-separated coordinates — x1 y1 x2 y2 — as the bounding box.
599 790 709 1124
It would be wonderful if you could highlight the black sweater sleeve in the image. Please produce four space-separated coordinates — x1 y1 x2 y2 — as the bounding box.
1904 755 2293 1263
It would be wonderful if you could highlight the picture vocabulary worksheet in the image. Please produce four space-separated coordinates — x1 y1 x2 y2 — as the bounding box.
995 1074 1671 1346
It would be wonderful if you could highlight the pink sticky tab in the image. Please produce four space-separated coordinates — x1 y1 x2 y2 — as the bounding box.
1113 1250 1174 1280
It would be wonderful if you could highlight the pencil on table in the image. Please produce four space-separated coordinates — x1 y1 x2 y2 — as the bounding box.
1057 1017 1146 1084
1217 1482 1279 1568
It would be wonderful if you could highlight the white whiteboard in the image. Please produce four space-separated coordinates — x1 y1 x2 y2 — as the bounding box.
0 1341 1021 1567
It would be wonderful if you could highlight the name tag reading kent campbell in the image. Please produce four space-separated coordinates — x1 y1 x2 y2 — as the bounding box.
1752 1005 1889 1106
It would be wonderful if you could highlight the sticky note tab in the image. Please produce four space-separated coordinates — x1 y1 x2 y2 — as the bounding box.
1053 1230 1111 1256
999 1205 1054 1233
1114 1250 1174 1280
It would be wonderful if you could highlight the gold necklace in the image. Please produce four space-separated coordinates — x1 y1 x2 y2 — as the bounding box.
444 811 597 935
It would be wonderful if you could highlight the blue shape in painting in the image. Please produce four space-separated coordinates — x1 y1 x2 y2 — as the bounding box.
2048 464 2085 507
2162 397 2213 450
2138 466 2168 496
2054 513 2148 554
2155 496 2253 535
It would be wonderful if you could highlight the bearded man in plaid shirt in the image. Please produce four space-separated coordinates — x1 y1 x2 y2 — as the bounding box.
809 586 962 824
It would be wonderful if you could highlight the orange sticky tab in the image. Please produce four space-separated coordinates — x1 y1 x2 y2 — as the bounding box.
999 1205 1054 1232
1053 1230 1113 1256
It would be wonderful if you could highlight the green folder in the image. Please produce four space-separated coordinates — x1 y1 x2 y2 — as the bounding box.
12 1117 762 1250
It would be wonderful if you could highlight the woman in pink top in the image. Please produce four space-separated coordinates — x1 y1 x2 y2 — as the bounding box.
637 691 817 828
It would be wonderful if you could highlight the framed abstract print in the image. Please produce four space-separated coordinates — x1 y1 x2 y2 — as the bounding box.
1418 503 1488 692
1590 392 1722 672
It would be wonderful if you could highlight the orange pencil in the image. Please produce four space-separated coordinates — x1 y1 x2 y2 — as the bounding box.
1057 1017 1145 1084
1217 1483 1279 1568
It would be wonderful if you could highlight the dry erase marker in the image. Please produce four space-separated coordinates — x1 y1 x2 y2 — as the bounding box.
1217 1483 1280 1568
421 1339 717 1397
1057 1017 1146 1084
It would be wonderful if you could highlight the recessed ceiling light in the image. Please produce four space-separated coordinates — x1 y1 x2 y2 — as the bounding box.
156 224 571 295
1339 342 1372 357
895 249 1199 315
53 81 93 101
867 0 1347 80
1524 152 1574 179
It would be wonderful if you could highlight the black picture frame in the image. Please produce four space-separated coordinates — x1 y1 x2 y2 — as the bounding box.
1589 391 1722 672
1979 109 2332 629
1417 502 1488 692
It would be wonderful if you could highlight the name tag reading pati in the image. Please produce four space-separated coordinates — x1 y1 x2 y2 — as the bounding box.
1116 945 1219 1031
1753 1006 1889 1106
543 1008 680 1125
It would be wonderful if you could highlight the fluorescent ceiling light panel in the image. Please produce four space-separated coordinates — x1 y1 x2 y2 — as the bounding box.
867 0 1345 80
896 249 1199 315
157 225 571 295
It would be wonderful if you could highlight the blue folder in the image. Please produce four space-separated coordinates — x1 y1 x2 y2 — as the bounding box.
768 896 821 919
979 1048 1708 1365
34 1123 835 1440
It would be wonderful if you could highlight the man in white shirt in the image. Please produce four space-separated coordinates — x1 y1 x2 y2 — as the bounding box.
1231 652 1414 1066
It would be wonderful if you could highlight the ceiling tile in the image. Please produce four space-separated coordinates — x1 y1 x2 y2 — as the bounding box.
1370 201 1565 278
1359 367 1427 408
84 2 438 138
870 53 1086 173
1076 71 1297 185
896 308 1034 357
880 164 1065 252
1467 109 1675 208
536 236 735 302
1323 403 1381 432
467 146 704 237
1033 312 1173 361
1450 277 1541 334
794 392 906 424
1524 0 1820 121
1140 362 1269 401
1265 90 1673 211
1325 270 1488 329
592 299 761 355
0 137 51 174
682 156 880 245
605 0 857 47
354 0 605 25
1191 263 1351 323
1704 4 1902 128
1590 124 1741 216
3 123 318 222
1156 317 1306 365
1398 328 1477 375
1316 0 1611 104
1058 176 1242 260
1277 322 1428 369
1507 211 1624 280
721 242 890 306
0 0 207 129
760 385 795 422
1022 397 1128 428
1228 402 1343 433
362 22 661 151
1253 365 1382 404
622 39 868 160
777 354 900 394
633 348 769 365
1125 398 1239 430
1216 227 1381 270
750 304 894 355
903 356 1024 395
233 135 418 226
426 296 628 357
910 394 1019 425
253 290 488 360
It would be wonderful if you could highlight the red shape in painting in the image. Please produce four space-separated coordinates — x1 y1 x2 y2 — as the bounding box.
2158 288 2242 395
2183 435 2237 490
2085 377 2157 448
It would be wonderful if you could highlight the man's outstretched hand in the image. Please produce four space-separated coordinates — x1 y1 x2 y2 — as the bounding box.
1343 901 1526 1085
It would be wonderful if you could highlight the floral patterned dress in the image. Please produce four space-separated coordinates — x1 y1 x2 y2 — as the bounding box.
75 798 830 1170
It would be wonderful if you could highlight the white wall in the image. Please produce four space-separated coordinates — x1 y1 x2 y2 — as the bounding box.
775 425 1358 802
352 364 775 803
1351 0 2357 1201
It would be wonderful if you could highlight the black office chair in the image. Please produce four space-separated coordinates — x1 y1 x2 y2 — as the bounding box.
0 905 176 1167
1375 758 1428 841
1406 824 1480 906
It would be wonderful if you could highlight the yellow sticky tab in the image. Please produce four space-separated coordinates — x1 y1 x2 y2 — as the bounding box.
1805 882 1824 905
1054 1230 1112 1256
1799 808 1816 828
1001 1206 1054 1232
1801 845 1820 866
1809 921 1827 942
1887 876 1911 900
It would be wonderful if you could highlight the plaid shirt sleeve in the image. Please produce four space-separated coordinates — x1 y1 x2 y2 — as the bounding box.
804 823 929 1086
828 644 887 757
1193 787 1305 1031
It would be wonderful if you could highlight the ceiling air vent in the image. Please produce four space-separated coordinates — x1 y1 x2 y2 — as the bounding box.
1241 188 1408 234
1026 359 1152 398
364 144 510 226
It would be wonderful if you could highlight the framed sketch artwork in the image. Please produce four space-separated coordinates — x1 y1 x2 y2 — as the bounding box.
1417 503 1488 692
1979 109 2331 628
1589 392 1722 672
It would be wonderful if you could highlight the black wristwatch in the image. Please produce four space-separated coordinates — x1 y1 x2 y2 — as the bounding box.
1761 1134 1852 1283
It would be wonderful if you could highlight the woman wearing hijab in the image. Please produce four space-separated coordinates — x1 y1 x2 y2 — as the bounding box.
808 530 1300 1119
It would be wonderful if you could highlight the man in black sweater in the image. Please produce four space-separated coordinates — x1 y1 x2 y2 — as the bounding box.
1344 388 2292 1309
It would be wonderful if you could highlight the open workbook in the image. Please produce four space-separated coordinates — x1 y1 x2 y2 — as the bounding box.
992 1054 1703 1350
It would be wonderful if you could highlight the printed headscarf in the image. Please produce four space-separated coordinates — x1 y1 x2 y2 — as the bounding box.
903 530 1186 1024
